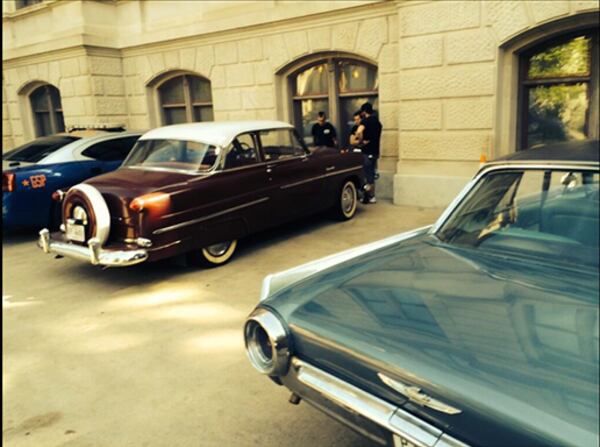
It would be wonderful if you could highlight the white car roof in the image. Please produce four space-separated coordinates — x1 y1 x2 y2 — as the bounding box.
40 131 143 164
139 121 294 147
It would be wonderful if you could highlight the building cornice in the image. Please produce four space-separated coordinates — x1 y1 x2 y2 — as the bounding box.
3 44 121 68
2 0 60 20
3 0 397 62
121 1 396 57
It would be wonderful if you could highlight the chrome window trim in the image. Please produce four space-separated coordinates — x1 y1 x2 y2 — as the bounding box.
429 162 600 236
122 165 206 176
152 197 270 235
291 358 469 447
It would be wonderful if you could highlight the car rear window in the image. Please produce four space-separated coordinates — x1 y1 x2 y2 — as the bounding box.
2 136 80 163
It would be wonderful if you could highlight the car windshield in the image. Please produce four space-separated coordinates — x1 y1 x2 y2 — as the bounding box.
122 139 220 172
436 168 599 268
2 136 80 163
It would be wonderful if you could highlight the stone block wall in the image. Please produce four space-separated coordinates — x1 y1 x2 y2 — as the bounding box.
3 76 14 150
119 9 397 197
2 50 128 146
393 0 599 207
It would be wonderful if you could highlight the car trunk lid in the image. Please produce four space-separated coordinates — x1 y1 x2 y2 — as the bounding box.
264 236 599 447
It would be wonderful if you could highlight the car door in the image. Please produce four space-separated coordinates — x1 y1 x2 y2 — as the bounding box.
174 133 273 248
258 128 324 221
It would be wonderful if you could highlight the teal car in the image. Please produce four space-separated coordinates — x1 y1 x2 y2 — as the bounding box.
244 140 599 447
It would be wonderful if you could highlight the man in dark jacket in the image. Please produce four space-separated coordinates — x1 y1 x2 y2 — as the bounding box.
311 111 338 148
357 102 382 204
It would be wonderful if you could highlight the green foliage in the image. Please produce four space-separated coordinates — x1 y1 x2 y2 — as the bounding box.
528 36 590 79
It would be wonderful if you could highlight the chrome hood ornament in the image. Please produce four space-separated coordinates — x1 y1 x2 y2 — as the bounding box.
378 373 462 415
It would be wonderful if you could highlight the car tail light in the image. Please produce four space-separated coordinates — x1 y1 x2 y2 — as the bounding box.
51 190 65 201
244 308 291 376
129 192 170 213
3 172 15 192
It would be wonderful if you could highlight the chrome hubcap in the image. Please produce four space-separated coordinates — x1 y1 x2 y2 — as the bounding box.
341 184 355 214
72 206 88 225
205 241 231 257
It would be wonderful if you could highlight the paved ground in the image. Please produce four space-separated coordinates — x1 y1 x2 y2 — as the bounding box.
3 201 443 447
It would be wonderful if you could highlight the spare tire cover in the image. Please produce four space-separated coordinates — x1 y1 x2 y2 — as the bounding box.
62 183 111 246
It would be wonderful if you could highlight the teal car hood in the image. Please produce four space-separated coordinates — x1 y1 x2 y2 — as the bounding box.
262 234 599 446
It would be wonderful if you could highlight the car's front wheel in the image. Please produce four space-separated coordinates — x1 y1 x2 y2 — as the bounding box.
332 180 358 221
189 239 238 267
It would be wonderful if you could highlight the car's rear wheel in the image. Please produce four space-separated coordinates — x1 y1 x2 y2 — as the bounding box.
332 179 358 221
188 239 238 267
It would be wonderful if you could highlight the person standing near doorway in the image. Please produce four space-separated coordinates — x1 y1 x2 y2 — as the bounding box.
311 111 338 148
357 102 382 204
349 110 363 149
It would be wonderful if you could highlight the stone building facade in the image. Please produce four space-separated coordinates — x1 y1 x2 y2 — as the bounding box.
3 0 599 206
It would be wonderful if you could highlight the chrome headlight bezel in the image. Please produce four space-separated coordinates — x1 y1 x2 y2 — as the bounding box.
244 308 290 376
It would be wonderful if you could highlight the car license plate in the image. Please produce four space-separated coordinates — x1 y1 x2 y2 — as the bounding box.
393 434 417 447
66 222 85 242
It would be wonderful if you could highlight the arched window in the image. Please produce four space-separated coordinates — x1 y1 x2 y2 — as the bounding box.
291 58 378 147
519 29 598 149
30 84 65 137
158 74 213 125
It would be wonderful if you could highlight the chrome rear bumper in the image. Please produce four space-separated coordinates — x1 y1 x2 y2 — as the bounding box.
283 358 468 447
38 229 148 267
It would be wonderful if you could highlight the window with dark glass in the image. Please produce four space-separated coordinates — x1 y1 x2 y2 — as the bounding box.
158 75 213 125
292 58 378 147
15 0 43 10
2 135 78 163
224 133 260 169
519 30 599 149
81 136 140 162
30 84 65 137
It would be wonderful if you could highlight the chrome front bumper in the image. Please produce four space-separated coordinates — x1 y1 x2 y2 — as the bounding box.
283 358 468 447
38 229 148 267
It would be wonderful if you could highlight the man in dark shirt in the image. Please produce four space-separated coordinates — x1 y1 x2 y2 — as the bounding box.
311 111 338 148
357 102 382 204
349 110 363 149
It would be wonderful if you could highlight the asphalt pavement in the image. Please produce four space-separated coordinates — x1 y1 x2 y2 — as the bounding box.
3 201 443 447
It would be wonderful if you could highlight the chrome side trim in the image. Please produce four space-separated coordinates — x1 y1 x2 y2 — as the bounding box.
434 435 470 447
38 229 148 267
379 374 462 415
123 166 207 175
153 197 269 235
292 358 467 447
429 163 600 236
280 165 363 190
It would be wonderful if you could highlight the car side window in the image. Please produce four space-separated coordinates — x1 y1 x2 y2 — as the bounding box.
259 129 304 161
290 130 308 156
81 136 139 162
223 133 259 169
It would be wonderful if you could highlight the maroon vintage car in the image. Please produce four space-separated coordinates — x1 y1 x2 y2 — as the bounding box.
38 121 364 267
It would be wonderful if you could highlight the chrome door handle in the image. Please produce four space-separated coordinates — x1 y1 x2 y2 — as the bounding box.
325 166 335 172
266 168 273 173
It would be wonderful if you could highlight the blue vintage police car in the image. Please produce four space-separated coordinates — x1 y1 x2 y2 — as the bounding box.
245 140 599 447
3 131 141 230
